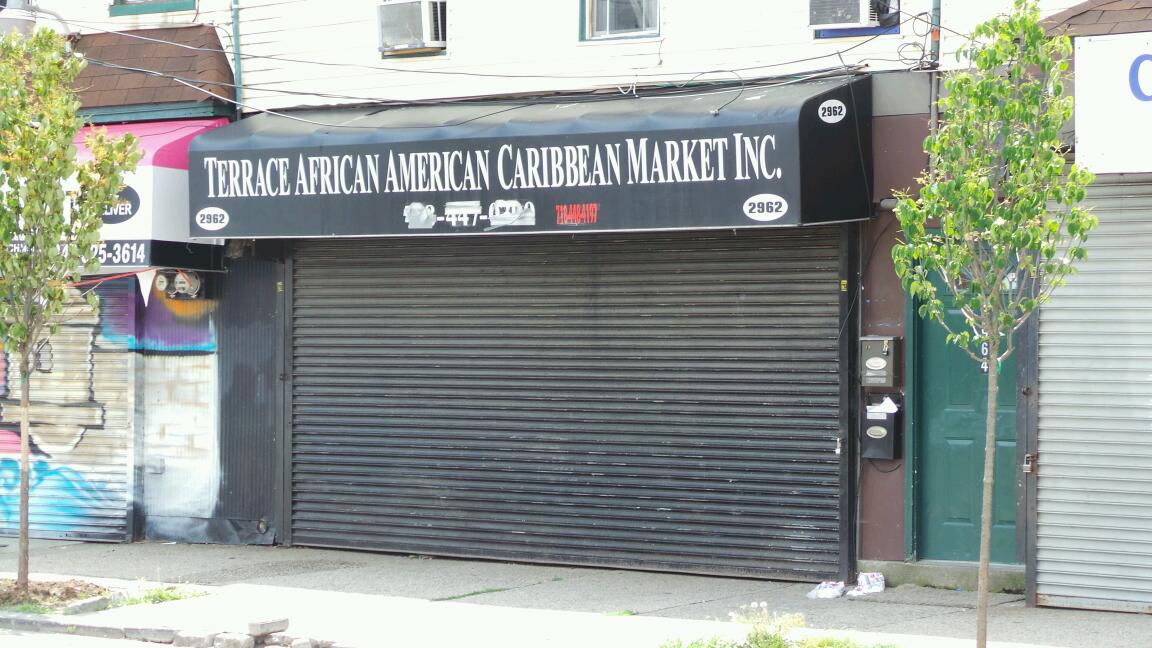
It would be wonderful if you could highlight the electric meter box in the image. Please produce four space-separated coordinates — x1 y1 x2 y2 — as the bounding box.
860 336 901 389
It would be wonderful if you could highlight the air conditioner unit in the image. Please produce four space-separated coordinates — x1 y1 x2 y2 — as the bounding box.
0 0 36 37
810 0 883 30
378 0 446 56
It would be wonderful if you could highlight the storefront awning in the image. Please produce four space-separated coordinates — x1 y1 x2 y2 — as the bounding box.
188 76 872 238
79 118 228 272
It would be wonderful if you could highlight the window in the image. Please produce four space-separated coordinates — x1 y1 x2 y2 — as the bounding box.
586 0 658 39
109 0 197 17
378 0 447 57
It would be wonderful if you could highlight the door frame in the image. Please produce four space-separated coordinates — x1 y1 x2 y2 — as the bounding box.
902 290 920 561
839 223 861 583
902 288 1035 564
278 246 296 547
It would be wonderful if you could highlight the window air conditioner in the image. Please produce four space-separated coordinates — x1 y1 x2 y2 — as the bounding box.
0 0 36 37
809 0 884 30
378 0 447 56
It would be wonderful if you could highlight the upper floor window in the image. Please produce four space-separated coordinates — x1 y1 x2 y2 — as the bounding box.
587 0 659 39
109 0 197 16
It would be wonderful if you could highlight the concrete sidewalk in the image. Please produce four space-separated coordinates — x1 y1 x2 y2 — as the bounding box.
0 540 1146 648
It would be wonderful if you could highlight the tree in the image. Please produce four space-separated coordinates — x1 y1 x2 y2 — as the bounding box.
0 29 138 591
892 2 1095 647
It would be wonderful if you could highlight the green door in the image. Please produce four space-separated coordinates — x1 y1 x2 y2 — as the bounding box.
915 294 1019 564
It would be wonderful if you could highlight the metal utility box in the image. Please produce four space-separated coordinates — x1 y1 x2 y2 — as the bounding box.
860 336 901 388
861 395 901 459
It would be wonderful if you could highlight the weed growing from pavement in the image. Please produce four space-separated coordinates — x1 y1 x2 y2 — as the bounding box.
660 604 897 648
605 610 637 616
432 587 511 602
110 587 203 608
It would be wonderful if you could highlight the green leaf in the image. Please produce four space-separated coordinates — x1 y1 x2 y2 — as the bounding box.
890 0 1097 360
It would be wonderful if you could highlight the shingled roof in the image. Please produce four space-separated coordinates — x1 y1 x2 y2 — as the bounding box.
1043 0 1152 36
73 25 235 109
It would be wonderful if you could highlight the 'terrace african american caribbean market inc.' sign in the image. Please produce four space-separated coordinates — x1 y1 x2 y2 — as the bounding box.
187 77 872 238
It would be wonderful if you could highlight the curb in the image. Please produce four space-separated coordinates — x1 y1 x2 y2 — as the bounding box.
0 612 335 648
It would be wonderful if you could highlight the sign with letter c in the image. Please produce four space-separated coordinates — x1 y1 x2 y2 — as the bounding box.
1130 53 1152 101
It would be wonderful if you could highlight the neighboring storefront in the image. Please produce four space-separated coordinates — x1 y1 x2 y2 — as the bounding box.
0 26 238 544
189 76 874 580
1025 30 1152 613
0 118 228 542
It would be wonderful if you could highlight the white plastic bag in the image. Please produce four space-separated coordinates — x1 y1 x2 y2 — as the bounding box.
846 572 885 597
806 580 845 599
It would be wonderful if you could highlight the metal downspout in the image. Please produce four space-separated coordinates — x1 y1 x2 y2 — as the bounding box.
231 0 243 109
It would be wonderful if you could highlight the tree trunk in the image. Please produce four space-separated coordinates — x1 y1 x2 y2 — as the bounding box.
16 352 31 592
975 333 1001 648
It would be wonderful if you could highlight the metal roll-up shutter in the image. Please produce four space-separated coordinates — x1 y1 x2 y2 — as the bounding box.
1037 175 1152 612
0 278 134 542
290 228 846 579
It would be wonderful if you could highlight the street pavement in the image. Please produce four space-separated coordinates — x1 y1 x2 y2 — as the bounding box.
0 539 1147 647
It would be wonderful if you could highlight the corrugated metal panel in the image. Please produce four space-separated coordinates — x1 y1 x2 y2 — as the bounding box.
1036 174 1152 613
215 257 281 541
0 279 134 542
290 228 845 579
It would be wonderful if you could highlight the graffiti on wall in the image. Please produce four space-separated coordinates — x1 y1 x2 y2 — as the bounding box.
0 286 128 538
0 277 221 540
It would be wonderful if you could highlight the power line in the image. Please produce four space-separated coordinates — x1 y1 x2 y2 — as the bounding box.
158 65 864 131
84 54 865 112
55 9 916 84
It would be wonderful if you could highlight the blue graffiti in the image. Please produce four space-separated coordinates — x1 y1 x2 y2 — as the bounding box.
0 458 114 533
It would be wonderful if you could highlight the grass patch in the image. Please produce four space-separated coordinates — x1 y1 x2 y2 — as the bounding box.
662 635 896 648
109 587 202 609
605 610 637 616
432 587 510 602
0 601 51 614
662 607 897 648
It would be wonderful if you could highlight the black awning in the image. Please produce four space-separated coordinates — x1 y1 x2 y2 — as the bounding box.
188 76 872 238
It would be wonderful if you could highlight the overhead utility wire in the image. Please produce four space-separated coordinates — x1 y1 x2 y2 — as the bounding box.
55 10 915 83
84 55 865 109
154 65 864 131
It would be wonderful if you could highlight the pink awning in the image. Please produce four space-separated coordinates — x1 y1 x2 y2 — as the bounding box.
75 118 229 170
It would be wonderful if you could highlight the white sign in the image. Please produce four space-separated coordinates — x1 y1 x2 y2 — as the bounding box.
1076 33 1152 173
817 99 847 124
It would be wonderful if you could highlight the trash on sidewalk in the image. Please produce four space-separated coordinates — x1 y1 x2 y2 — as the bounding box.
846 572 886 597
805 581 845 599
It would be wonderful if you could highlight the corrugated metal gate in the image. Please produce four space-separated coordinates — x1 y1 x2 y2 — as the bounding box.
1036 175 1152 612
289 228 847 579
0 279 134 542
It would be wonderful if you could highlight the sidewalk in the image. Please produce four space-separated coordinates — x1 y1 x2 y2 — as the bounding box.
0 540 1145 648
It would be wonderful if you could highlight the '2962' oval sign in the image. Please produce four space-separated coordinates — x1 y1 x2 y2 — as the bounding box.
195 207 230 231
742 193 789 222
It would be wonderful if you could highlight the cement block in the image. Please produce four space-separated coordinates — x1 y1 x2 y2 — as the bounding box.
62 594 113 615
291 639 314 648
261 633 294 646
214 633 255 648
174 630 219 647
248 617 289 636
126 626 178 643
857 559 1025 593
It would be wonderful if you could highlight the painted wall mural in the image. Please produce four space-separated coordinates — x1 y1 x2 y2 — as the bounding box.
0 285 132 539
0 276 222 541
